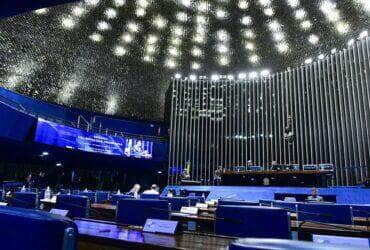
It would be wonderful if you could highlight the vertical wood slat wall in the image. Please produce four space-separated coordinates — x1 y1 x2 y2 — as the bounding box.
168 37 370 186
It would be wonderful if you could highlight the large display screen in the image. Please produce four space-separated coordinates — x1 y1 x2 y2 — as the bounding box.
34 118 153 159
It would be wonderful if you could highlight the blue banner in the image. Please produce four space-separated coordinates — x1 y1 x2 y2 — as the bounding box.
34 118 153 159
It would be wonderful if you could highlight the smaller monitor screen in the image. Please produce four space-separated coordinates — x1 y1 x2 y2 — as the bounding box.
34 118 153 159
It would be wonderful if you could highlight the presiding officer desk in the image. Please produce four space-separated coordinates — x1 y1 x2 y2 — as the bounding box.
75 218 234 250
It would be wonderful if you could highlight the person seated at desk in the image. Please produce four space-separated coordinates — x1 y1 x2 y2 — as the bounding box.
167 189 175 198
306 187 323 202
126 184 141 198
142 184 160 195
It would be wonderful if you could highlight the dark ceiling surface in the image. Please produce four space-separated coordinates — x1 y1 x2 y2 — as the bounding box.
0 0 369 121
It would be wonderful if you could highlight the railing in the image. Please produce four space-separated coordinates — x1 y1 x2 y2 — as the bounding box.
0 91 167 142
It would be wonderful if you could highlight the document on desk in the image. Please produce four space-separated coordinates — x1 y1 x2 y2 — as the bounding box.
180 207 199 215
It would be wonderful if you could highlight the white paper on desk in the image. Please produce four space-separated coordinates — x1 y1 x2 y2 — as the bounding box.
195 203 208 208
180 207 199 215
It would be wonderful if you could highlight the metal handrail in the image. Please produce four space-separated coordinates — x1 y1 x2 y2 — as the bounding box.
0 92 167 142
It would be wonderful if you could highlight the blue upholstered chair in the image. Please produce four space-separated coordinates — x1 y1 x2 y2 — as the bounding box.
215 205 291 239
110 194 133 205
351 204 370 218
95 191 110 204
218 199 260 207
0 189 4 202
55 195 89 218
141 193 160 199
228 238 365 250
272 201 298 212
59 189 70 195
0 206 77 250
79 191 96 203
297 203 352 225
116 199 169 226
12 191 38 209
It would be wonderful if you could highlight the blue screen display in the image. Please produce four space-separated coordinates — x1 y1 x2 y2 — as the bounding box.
34 118 153 159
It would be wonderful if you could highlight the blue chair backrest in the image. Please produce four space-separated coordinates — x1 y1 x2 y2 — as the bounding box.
116 199 169 226
297 203 352 225
351 204 370 217
12 192 38 209
95 191 110 204
79 191 96 203
229 238 363 250
71 190 79 195
272 201 298 212
0 206 77 250
218 199 260 207
0 190 3 202
56 195 89 218
110 194 133 205
59 189 70 195
141 193 160 199
160 197 191 211
215 205 291 239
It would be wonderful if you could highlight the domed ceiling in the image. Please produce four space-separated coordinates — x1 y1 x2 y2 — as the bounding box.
0 0 369 121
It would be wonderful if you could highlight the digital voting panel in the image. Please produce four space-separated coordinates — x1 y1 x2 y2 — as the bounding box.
34 118 153 159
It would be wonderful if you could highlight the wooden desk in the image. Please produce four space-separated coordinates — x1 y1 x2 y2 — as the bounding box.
75 218 234 250
291 221 370 238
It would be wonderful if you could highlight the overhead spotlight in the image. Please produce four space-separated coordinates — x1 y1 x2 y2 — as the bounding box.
174 73 182 79
191 62 201 70
331 48 337 54
113 0 126 7
249 71 258 78
318 54 325 60
227 75 234 80
215 8 227 19
97 21 111 31
153 15 167 29
264 8 274 16
56 162 63 167
260 70 270 77
336 21 349 34
249 54 259 64
61 17 76 29
34 8 49 15
347 39 355 46
305 58 313 64
72 6 85 17
211 74 220 81
308 34 319 44
238 0 249 9
219 56 230 66
105 8 117 19
294 9 306 20
89 32 103 42
114 46 126 56
301 21 312 31
189 74 197 81
359 30 368 39
238 73 247 79
241 16 252 25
